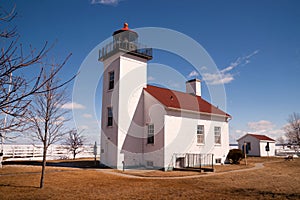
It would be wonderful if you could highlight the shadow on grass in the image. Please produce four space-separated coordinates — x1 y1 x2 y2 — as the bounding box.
0 183 39 189
3 160 109 169
231 188 300 199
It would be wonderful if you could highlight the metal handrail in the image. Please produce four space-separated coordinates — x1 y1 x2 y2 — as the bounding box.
99 41 152 60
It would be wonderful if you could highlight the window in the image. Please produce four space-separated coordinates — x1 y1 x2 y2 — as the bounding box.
215 158 222 164
214 127 221 144
146 161 154 167
197 125 205 144
108 71 114 90
107 107 113 126
147 124 154 144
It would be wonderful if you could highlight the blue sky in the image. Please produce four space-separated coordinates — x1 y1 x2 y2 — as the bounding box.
3 0 300 144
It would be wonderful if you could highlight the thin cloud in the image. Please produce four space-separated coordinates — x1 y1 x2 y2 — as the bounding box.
78 125 89 130
61 102 85 110
202 73 234 85
166 80 180 89
246 120 285 140
231 120 285 142
200 66 208 71
91 0 121 5
52 116 66 125
147 76 155 81
247 120 274 131
202 50 259 85
188 70 199 78
83 114 93 119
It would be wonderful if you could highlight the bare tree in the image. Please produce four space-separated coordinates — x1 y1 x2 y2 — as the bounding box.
0 4 72 167
284 112 300 145
65 129 86 160
27 66 72 189
277 136 286 149
1 5 48 130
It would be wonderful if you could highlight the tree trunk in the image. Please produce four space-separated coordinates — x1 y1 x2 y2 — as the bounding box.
0 153 3 168
40 144 47 189
73 150 76 160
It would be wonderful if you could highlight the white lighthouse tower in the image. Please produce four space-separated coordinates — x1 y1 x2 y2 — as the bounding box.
99 23 152 169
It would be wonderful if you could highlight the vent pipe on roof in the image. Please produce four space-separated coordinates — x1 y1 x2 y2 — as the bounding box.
186 79 201 96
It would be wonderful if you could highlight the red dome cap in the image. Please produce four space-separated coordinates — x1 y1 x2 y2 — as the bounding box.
112 23 138 37
121 23 129 30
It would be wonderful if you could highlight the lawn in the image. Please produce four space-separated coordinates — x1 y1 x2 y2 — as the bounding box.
0 157 299 199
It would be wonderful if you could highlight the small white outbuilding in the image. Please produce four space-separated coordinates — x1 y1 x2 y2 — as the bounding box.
237 134 276 157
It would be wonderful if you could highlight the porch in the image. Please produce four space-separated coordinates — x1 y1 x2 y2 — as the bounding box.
172 153 214 172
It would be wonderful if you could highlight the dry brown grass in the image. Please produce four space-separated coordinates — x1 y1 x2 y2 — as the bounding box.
0 157 299 200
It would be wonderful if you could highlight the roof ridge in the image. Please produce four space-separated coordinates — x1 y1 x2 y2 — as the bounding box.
146 84 204 98
247 134 275 141
145 84 231 118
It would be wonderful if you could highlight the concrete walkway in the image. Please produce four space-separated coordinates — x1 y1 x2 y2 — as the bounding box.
96 162 265 180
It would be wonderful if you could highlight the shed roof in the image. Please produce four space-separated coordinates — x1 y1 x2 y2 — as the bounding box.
238 134 276 142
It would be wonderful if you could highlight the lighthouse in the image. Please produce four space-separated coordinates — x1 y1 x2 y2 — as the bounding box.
99 23 152 169
99 24 231 171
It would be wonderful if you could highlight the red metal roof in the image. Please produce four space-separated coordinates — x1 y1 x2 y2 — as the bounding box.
248 134 275 141
144 85 231 118
113 23 138 36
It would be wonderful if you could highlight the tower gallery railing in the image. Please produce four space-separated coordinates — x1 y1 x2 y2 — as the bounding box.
99 41 152 61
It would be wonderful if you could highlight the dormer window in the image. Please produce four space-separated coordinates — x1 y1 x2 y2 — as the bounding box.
108 71 114 90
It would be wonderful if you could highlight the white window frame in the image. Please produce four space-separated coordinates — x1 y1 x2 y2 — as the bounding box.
197 125 205 144
108 71 114 90
214 126 221 145
215 158 222 164
147 124 154 144
107 107 113 127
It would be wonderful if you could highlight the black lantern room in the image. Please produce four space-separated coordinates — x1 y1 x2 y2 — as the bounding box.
113 23 138 43
99 23 152 61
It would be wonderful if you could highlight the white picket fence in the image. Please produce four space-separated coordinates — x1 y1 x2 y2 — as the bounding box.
1 144 100 161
